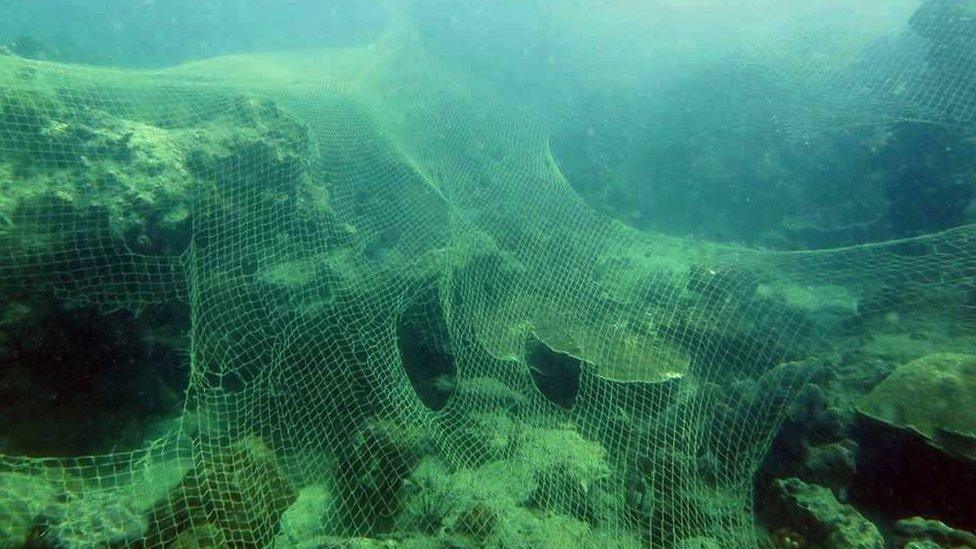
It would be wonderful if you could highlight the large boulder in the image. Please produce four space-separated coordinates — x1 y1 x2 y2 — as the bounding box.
851 356 976 532
0 77 316 284
858 353 976 461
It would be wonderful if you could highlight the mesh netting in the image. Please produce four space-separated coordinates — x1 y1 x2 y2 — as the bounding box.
1 1 974 547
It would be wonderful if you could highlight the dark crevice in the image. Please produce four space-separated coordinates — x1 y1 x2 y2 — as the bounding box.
525 333 581 410
396 290 456 411
0 292 188 456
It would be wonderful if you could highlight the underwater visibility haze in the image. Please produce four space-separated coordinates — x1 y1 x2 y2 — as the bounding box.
0 1 975 547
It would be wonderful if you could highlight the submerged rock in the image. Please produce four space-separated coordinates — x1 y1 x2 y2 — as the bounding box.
0 82 315 279
45 489 150 547
853 410 976 535
755 282 859 331
858 353 976 461
335 419 424 534
0 456 186 547
529 316 689 385
143 436 297 547
0 472 56 546
274 484 335 548
852 351 976 529
767 477 883 549
801 440 858 497
393 423 635 547
893 517 976 549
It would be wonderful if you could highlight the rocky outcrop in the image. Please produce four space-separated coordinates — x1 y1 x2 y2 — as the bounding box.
849 353 976 531
0 70 320 458
858 353 976 461
766 477 883 548
893 517 976 549
0 78 315 300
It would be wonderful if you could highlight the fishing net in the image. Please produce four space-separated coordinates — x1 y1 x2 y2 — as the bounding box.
0 1 974 547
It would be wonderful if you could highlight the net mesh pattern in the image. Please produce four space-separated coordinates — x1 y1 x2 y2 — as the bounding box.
1 1 974 547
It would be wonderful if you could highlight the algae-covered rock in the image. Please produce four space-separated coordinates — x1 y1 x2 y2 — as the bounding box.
335 418 425 535
893 517 976 549
755 282 859 330
492 509 591 547
518 424 610 478
1 469 172 547
398 458 631 547
530 314 689 385
0 79 314 270
454 376 529 413
0 472 56 547
46 489 150 547
517 424 614 520
858 353 976 460
801 440 858 496
395 458 458 535
1 87 187 258
273 484 335 548
39 457 186 547
393 423 634 547
768 477 883 549
396 457 527 544
144 435 297 547
450 412 521 465
311 538 400 548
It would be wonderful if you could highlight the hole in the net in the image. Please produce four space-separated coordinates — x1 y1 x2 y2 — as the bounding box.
396 290 456 411
525 333 581 410
0 293 189 457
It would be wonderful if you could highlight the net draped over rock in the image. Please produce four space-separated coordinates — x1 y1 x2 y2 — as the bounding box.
0 2 974 547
